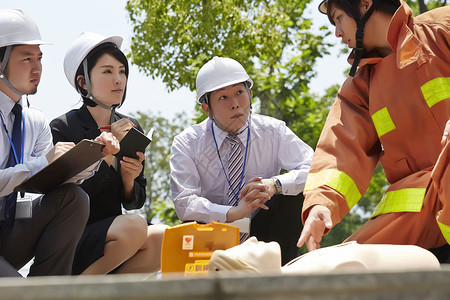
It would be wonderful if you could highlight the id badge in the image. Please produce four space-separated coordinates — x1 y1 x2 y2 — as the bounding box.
229 217 250 234
15 196 33 219
0 195 32 221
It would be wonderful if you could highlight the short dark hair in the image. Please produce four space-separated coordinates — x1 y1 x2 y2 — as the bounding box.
0 46 6 62
326 0 400 25
75 42 129 108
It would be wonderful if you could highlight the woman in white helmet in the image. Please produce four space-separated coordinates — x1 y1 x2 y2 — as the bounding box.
50 32 167 275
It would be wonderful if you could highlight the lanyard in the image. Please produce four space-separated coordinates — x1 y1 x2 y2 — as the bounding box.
211 121 250 204
0 110 25 165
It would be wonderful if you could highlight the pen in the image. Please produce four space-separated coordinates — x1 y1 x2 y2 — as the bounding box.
98 124 136 130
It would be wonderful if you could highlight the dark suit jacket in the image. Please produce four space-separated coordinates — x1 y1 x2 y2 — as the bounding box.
50 105 147 225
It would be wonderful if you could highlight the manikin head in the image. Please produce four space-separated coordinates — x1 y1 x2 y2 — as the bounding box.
209 236 282 274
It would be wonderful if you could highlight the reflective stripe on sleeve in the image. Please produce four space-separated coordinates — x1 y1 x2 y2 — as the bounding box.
437 214 450 244
305 169 361 210
371 188 426 218
371 107 396 137
421 77 450 108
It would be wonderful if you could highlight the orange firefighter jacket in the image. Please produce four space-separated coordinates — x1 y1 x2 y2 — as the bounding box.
303 2 450 237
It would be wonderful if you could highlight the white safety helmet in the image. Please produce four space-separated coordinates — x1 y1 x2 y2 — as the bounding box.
64 32 123 111
64 32 122 91
196 56 253 104
0 9 49 48
0 9 50 96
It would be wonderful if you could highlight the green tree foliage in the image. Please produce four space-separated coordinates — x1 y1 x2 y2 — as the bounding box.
126 0 332 121
125 0 445 245
133 111 190 226
405 0 447 14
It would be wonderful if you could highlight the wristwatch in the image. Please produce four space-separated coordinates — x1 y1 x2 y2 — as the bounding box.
273 178 282 195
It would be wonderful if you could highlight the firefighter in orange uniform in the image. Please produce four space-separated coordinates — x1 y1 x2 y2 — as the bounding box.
298 0 450 260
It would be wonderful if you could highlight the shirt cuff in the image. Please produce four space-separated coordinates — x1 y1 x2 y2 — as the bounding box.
209 202 231 223
274 175 305 195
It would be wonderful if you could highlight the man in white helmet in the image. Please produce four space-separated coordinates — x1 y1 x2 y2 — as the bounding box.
0 9 120 277
170 56 314 264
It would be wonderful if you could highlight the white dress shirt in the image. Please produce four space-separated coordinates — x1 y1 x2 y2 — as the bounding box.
170 114 314 223
0 92 98 199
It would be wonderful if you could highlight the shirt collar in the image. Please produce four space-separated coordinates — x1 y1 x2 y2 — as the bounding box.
209 118 250 148
387 0 429 69
387 0 413 51
0 91 23 120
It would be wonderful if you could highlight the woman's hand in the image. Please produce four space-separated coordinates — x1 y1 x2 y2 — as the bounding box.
110 118 136 142
120 151 145 190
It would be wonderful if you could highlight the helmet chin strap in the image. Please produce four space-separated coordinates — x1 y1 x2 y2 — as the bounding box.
342 0 379 77
81 58 120 124
0 46 25 96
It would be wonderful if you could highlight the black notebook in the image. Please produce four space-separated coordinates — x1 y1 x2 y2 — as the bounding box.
14 139 105 194
114 127 154 160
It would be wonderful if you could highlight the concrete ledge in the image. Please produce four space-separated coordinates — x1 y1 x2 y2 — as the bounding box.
1 267 450 300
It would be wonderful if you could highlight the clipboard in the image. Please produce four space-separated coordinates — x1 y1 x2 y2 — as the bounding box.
114 127 154 160
14 139 105 194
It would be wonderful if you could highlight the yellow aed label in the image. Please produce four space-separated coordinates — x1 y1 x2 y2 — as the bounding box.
185 260 210 274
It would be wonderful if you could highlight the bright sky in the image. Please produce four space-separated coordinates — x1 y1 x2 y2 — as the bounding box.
0 0 347 122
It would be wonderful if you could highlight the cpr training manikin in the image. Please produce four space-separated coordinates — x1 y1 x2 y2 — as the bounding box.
209 237 440 275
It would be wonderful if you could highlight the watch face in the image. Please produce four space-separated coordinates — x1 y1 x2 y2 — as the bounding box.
275 179 282 194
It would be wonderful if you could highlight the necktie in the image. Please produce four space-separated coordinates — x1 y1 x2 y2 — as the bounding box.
225 134 249 242
226 134 244 206
2 103 23 236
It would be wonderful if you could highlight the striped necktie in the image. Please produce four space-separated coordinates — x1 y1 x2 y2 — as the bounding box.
226 134 244 206
225 134 249 243
2 103 23 238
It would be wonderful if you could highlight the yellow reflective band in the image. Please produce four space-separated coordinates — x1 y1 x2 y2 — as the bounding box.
371 107 396 137
437 215 450 244
305 169 361 210
421 77 450 108
371 188 426 218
